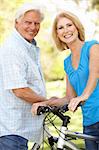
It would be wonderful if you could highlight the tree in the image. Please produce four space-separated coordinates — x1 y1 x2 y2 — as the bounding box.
91 0 99 10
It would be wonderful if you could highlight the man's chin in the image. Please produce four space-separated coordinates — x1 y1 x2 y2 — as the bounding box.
24 38 32 43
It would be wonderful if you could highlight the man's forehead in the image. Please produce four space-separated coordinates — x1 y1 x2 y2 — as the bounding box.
15 3 44 21
23 11 41 21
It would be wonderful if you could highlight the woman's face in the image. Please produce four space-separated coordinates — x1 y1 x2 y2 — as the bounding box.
56 17 78 45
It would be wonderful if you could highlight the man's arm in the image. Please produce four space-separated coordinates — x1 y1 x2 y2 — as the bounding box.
12 87 47 103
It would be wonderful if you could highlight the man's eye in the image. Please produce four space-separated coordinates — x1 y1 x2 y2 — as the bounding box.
24 21 31 25
35 22 40 26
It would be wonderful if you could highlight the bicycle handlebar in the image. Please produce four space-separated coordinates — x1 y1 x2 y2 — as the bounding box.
37 104 70 125
37 104 69 115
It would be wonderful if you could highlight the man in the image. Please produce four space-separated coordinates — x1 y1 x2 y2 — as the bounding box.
0 3 47 149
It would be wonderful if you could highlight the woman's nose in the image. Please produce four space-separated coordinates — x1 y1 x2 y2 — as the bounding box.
64 26 68 32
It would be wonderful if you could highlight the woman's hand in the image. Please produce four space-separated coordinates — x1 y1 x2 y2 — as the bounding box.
68 96 86 112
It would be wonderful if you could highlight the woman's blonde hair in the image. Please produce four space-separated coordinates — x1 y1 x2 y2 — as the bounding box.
52 11 85 51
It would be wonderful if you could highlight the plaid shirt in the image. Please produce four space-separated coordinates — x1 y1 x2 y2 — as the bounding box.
0 29 46 144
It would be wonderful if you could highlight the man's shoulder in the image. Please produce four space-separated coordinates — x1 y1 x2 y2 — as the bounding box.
1 37 26 56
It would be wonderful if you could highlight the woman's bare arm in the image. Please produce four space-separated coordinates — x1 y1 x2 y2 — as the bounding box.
68 44 99 111
81 44 99 98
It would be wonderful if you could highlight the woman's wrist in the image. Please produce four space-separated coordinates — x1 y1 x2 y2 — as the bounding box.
79 94 89 102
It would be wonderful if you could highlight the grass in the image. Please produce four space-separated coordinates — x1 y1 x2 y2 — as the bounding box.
28 80 85 149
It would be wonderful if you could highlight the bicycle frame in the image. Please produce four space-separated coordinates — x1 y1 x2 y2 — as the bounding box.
35 105 99 150
56 125 99 150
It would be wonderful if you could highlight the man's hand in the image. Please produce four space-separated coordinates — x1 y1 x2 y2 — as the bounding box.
31 96 58 115
48 97 68 107
31 102 47 116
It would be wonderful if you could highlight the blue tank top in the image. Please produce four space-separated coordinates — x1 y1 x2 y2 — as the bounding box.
64 40 99 126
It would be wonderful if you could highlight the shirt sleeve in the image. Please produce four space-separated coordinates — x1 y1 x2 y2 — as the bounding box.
1 52 28 90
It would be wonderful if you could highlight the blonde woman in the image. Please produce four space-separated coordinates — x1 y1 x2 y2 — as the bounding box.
32 11 99 150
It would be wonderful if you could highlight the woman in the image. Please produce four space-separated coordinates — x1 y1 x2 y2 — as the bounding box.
32 11 99 150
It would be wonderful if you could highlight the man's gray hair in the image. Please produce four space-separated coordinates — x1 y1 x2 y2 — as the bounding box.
15 2 44 21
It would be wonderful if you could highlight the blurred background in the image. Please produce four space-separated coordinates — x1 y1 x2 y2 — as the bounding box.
0 1 99 149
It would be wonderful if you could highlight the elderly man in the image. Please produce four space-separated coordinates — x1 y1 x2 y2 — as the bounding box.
0 3 47 149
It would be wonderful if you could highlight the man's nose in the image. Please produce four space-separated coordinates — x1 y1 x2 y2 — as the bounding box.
30 22 37 29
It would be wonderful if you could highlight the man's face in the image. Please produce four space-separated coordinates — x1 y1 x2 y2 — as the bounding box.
15 10 41 43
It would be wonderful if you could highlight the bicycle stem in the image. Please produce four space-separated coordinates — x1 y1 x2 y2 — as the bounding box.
57 126 68 150
53 111 71 149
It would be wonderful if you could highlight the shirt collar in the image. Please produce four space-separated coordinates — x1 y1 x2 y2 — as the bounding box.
13 28 37 49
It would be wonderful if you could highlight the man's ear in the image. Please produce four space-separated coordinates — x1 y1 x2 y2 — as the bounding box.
15 18 20 24
15 20 18 28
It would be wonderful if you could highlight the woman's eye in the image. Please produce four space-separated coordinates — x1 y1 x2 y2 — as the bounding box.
67 24 72 27
57 24 72 30
57 26 63 30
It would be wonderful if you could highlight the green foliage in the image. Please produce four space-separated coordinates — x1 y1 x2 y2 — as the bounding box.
41 45 70 81
91 0 99 10
42 53 64 81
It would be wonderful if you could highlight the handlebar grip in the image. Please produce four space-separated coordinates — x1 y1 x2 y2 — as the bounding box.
60 104 69 112
37 104 69 115
37 106 50 115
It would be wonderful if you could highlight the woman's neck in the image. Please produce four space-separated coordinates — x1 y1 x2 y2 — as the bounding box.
67 39 84 55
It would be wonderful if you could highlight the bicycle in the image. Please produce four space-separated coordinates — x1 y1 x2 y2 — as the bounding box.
30 104 99 150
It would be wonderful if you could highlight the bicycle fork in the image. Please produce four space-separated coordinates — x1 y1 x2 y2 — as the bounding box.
57 125 80 150
57 126 67 150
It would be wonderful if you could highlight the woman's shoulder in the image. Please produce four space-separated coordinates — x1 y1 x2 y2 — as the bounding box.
84 40 99 56
85 40 99 46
